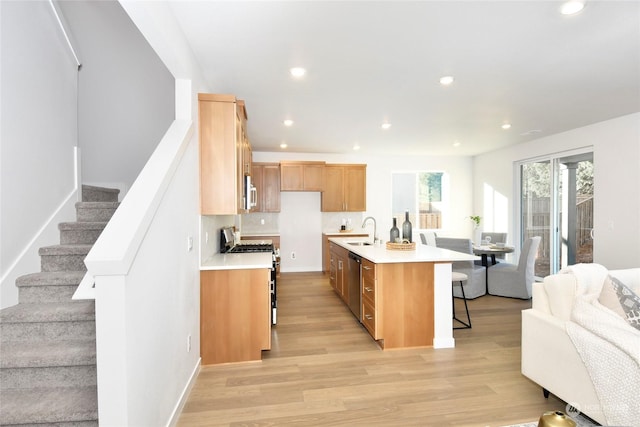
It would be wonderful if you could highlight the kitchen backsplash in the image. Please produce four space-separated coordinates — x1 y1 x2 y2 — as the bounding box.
321 212 365 233
241 212 366 235
240 213 279 235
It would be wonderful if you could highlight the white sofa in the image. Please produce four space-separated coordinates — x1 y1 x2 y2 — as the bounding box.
522 265 640 426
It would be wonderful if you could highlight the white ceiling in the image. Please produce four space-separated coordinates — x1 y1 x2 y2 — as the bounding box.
168 1 640 156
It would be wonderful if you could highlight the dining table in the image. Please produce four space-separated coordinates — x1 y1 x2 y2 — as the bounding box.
473 245 515 294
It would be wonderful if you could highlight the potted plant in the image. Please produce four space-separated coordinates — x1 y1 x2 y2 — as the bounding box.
469 215 481 244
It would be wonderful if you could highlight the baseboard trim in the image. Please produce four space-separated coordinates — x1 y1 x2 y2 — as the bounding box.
0 187 78 309
167 358 201 427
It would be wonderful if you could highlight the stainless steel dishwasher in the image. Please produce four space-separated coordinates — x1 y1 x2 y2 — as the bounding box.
347 252 362 321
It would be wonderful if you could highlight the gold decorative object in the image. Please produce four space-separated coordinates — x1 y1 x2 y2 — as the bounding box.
537 411 577 427
386 241 416 251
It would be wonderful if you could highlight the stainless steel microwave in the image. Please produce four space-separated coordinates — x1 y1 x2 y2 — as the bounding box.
244 174 257 211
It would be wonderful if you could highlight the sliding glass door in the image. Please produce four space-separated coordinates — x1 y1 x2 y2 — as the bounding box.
521 160 553 277
519 150 593 278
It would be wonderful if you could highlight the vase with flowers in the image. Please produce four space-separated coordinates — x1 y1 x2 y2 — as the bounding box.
469 215 481 244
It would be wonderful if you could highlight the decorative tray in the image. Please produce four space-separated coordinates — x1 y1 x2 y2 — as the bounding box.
386 241 416 251
339 229 354 233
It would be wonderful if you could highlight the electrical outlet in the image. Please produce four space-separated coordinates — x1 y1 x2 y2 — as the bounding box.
187 236 193 252
260 218 265 225
291 251 296 260
187 334 191 352
205 231 209 243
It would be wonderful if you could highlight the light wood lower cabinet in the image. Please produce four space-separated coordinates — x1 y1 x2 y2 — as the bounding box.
328 242 348 303
362 260 435 349
361 258 378 338
200 269 270 365
322 234 368 273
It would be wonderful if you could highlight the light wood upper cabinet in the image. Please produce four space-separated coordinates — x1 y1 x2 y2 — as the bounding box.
321 164 367 212
198 93 252 215
252 163 281 212
280 161 325 191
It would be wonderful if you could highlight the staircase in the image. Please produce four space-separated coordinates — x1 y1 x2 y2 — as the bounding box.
0 185 119 426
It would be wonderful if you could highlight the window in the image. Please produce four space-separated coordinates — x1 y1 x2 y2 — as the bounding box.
392 172 447 230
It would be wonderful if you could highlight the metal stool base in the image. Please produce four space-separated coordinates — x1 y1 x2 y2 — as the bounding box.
453 279 472 329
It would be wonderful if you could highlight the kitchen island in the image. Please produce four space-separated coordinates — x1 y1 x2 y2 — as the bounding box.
329 238 477 349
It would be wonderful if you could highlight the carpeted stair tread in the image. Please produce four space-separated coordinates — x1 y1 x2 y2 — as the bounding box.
0 185 118 425
0 386 97 425
15 272 85 288
74 202 119 209
38 245 92 256
58 222 108 231
0 301 95 323
1 340 95 369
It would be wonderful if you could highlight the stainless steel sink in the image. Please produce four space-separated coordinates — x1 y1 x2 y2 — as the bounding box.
347 242 372 246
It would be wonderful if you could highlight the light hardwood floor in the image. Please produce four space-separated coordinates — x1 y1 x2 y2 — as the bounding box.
178 272 567 426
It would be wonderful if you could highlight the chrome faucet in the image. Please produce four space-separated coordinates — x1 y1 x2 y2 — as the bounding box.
361 216 377 243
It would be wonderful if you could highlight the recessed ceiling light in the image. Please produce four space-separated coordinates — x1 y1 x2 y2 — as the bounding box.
440 76 454 86
353 144 360 151
289 67 306 78
283 119 294 127
501 123 512 130
381 123 392 130
520 129 543 136
453 141 461 147
280 143 288 149
560 1 585 15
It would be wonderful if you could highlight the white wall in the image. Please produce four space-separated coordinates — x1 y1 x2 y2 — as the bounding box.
57 0 175 194
474 113 640 270
279 192 323 272
111 132 200 426
0 1 78 308
91 2 212 425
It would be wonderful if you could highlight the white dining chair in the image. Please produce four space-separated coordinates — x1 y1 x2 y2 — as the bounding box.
487 236 541 299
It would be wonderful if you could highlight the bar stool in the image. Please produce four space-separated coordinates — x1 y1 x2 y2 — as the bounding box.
452 271 472 329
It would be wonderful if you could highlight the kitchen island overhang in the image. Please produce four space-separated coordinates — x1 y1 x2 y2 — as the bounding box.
329 238 478 350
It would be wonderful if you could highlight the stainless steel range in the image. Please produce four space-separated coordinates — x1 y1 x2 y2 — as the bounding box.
220 227 278 324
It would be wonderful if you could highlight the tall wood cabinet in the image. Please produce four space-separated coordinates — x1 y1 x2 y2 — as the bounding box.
251 163 281 212
322 164 367 212
198 93 252 215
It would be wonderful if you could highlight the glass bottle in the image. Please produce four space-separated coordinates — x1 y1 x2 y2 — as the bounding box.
389 218 400 243
402 210 412 242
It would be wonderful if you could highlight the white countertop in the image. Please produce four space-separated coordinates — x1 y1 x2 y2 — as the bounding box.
329 237 478 264
323 230 370 236
201 252 273 270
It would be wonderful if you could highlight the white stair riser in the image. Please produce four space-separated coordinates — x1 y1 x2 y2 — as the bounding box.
0 321 95 342
18 286 77 304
